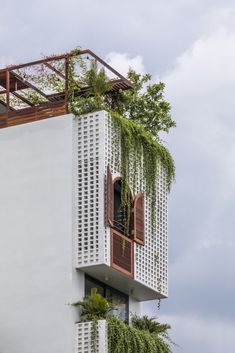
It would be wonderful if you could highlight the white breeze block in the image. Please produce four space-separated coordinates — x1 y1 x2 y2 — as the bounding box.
75 320 108 353
74 111 168 297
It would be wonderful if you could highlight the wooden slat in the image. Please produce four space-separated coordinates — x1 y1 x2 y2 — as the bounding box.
11 72 52 101
11 92 34 106
106 165 114 226
0 49 132 129
132 193 145 245
44 62 66 80
5 102 66 127
0 116 7 127
111 229 133 278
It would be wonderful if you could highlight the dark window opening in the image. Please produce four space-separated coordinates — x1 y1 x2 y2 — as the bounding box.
85 275 129 323
114 180 124 232
113 179 131 236
85 276 105 297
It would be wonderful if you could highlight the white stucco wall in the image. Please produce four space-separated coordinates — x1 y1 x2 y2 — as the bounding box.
0 115 81 353
0 113 152 353
129 297 141 319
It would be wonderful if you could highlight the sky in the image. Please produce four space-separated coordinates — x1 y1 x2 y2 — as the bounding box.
1 1 235 352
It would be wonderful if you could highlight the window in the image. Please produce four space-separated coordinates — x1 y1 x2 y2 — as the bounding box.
113 179 131 235
106 165 145 244
85 276 105 297
85 275 129 323
106 166 144 277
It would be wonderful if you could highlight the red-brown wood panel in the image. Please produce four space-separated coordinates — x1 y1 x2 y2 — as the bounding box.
106 165 114 226
111 229 134 278
132 192 145 245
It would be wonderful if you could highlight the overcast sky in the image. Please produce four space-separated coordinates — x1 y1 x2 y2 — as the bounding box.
1 1 235 352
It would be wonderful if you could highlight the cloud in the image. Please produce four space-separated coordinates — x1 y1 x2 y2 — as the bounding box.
105 52 146 77
144 28 235 325
163 27 235 253
160 314 235 353
2 0 235 74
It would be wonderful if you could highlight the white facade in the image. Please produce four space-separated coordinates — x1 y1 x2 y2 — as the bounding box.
0 110 168 353
0 114 77 353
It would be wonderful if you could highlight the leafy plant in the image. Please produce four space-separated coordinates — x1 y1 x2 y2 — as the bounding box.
73 290 115 353
17 50 175 235
132 314 170 335
107 316 174 353
68 60 175 233
110 70 176 139
73 294 175 352
72 289 115 321
70 59 113 115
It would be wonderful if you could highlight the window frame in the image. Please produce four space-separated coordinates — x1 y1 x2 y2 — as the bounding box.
85 274 129 323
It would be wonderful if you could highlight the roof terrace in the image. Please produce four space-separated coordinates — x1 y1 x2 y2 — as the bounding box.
0 49 131 129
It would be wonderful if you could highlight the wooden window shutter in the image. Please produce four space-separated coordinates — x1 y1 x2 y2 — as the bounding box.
132 192 145 245
111 230 134 278
106 165 114 226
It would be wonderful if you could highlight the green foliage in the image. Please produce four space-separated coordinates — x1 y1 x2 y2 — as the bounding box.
73 290 114 353
111 111 175 231
17 50 175 236
68 60 175 233
107 316 173 353
70 60 175 233
72 290 115 321
71 65 176 141
131 314 172 339
74 295 175 352
69 59 113 115
111 70 176 139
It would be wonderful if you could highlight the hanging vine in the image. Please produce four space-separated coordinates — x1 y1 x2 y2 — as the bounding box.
15 49 175 234
68 57 175 232
110 111 175 231
74 294 174 353
107 316 173 353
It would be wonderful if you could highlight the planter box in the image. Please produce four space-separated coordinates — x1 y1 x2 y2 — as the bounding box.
75 320 108 353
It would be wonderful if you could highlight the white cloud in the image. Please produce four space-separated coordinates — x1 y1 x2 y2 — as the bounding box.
146 29 235 328
105 52 146 77
162 28 235 257
199 237 225 249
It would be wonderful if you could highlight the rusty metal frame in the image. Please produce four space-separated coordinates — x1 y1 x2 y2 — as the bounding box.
0 49 132 129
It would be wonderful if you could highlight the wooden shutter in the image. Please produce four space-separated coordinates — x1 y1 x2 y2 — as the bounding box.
111 229 134 278
132 193 145 245
106 165 114 226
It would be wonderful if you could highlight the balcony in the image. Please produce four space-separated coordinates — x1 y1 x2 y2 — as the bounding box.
75 317 172 353
75 320 108 353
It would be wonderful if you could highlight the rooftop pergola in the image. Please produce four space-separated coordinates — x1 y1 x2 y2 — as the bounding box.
0 49 132 129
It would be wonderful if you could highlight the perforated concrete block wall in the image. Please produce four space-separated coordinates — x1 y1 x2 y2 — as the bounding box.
74 111 109 268
74 110 168 296
75 321 108 353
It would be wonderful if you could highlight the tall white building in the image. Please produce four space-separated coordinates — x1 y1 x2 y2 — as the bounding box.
0 51 168 353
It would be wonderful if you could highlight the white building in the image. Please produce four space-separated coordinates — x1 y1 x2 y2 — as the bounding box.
0 51 168 353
